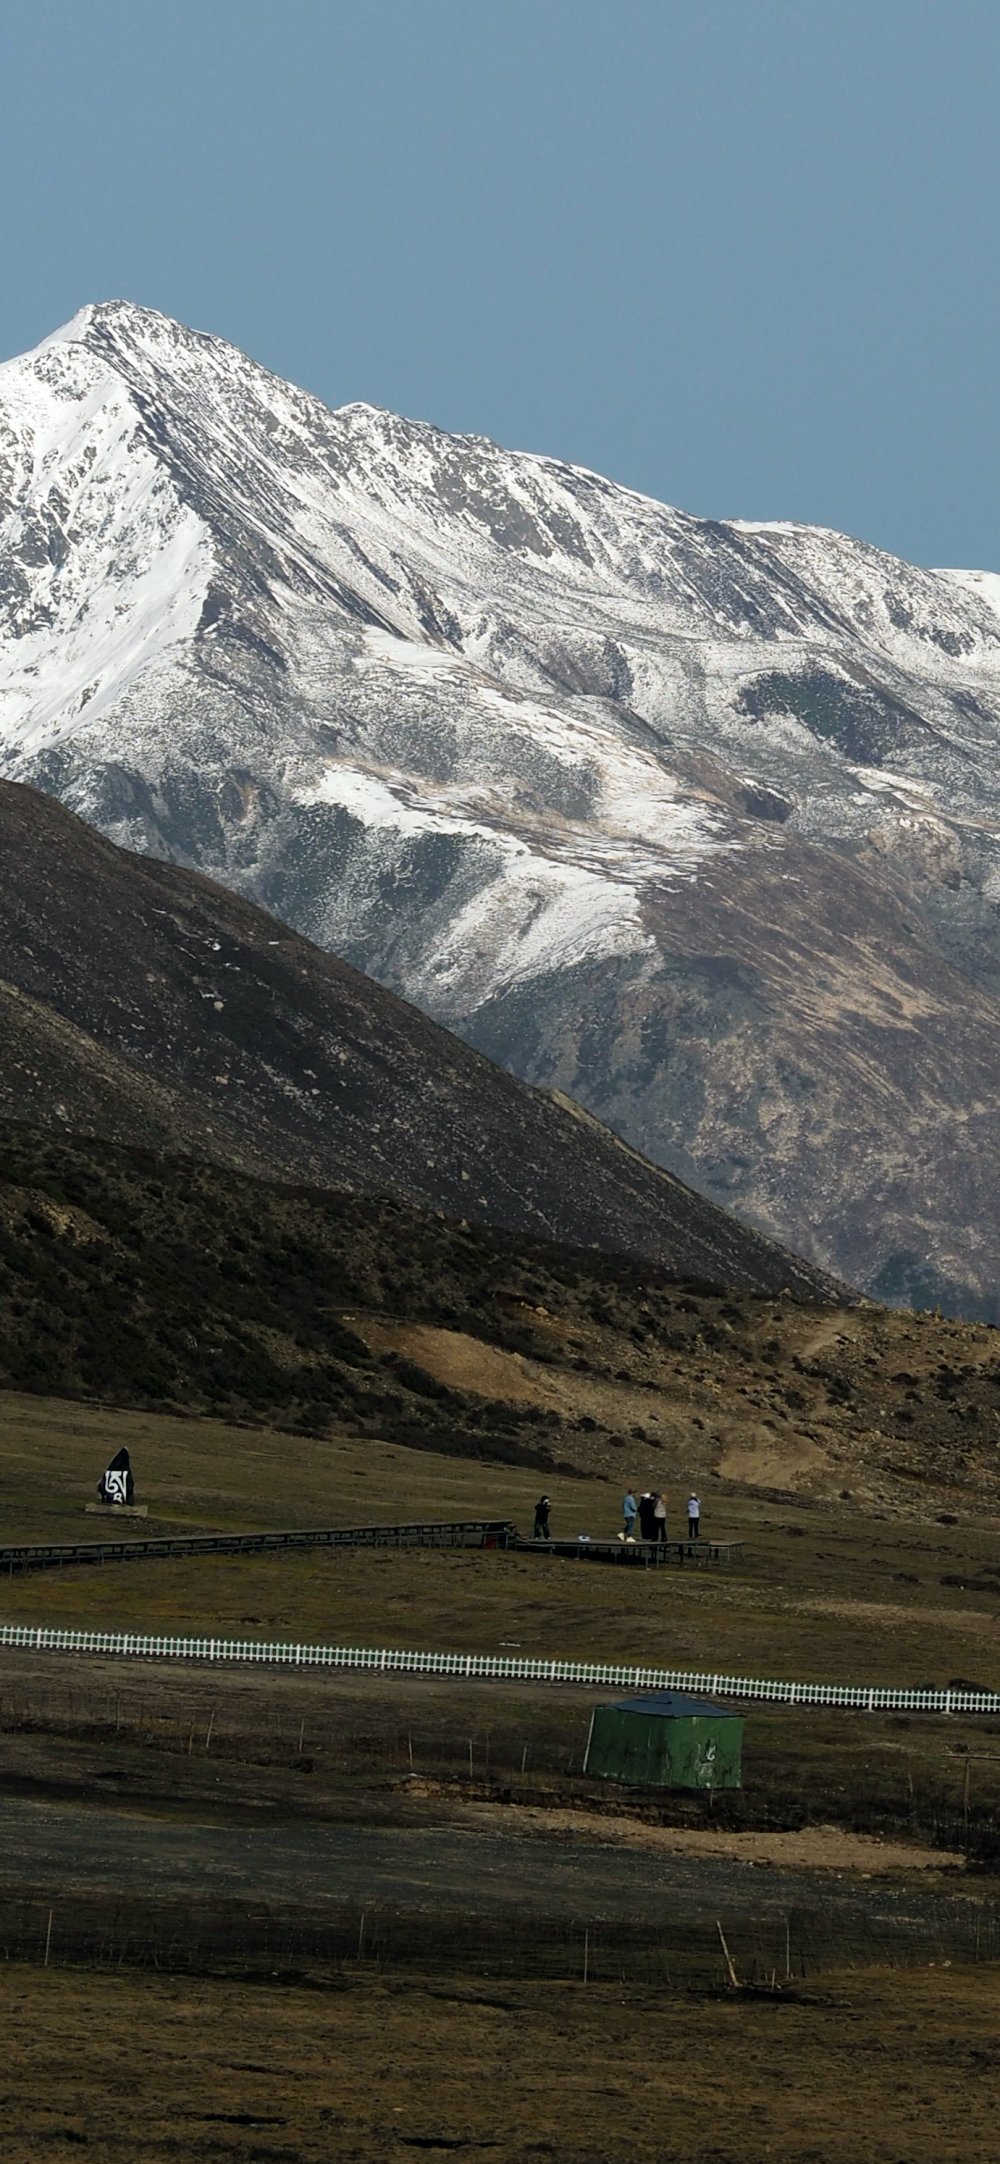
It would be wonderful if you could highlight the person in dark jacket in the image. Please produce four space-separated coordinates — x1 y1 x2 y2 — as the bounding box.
637 1490 656 1541
533 1495 551 1539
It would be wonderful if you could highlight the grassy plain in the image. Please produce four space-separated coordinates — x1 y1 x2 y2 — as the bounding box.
3 1958 999 2164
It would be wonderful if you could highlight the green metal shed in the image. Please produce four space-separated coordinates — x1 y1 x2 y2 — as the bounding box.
583 1691 743 1791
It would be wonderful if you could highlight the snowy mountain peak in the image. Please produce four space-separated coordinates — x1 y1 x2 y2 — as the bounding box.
5 303 1000 1315
5 298 1000 749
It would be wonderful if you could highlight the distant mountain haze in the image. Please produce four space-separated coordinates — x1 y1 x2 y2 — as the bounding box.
2 303 999 1315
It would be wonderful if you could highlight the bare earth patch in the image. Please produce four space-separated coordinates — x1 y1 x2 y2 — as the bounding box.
798 1594 1000 1638
453 1799 963 1874
348 1316 560 1405
719 1425 830 1489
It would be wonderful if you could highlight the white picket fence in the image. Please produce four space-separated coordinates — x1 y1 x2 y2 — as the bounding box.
0 1621 996 1714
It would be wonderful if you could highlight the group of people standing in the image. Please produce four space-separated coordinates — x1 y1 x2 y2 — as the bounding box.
624 1488 701 1543
530 1489 702 1542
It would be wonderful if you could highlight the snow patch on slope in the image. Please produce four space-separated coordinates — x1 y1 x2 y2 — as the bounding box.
412 854 652 1012
355 627 734 878
300 761 655 1012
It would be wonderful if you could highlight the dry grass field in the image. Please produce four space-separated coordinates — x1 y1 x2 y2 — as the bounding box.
3 1958 999 2164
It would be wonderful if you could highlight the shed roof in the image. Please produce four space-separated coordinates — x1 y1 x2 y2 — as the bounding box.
612 1691 737 1719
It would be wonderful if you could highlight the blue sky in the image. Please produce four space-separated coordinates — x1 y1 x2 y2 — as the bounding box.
2 0 999 568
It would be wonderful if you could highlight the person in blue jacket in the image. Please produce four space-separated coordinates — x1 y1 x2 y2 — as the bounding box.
623 1488 637 1538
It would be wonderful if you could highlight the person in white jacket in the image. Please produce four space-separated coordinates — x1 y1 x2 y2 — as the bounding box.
687 1494 701 1540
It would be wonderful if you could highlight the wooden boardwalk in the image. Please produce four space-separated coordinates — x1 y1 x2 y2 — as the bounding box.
516 1536 742 1569
0 1521 742 1580
0 1519 518 1578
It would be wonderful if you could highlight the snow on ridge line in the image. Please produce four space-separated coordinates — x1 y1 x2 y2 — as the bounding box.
729 518 804 537
0 303 97 377
934 568 1000 620
6 305 1000 666
5 300 1000 609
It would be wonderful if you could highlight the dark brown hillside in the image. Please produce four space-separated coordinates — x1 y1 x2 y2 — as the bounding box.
0 781 839 1301
2 1119 999 1524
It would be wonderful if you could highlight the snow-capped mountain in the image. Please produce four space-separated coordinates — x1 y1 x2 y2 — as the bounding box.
4 301 1000 1314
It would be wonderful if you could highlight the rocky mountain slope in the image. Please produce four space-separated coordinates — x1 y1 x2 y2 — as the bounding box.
3 303 1000 1313
0 780 836 1300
